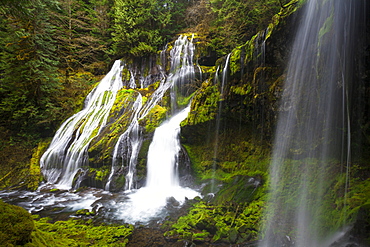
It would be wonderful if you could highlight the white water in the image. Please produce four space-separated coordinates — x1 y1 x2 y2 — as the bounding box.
169 34 197 112
106 71 172 191
146 106 190 188
221 53 231 97
40 60 124 190
114 106 199 224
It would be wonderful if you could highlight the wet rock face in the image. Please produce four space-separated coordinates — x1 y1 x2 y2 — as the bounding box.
347 206 370 246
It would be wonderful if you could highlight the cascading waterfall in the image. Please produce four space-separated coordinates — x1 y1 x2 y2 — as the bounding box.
113 105 199 224
112 35 200 223
221 54 231 96
107 36 199 223
260 0 363 246
12 35 199 220
40 60 124 190
107 35 198 194
169 34 196 112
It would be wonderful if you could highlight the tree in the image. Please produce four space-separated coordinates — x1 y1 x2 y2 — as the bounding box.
51 0 113 76
0 0 62 137
111 0 174 57
208 0 282 52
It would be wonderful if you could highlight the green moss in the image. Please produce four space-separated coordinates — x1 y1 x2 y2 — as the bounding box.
28 216 134 247
28 140 50 190
109 88 137 119
75 209 95 216
230 84 253 95
88 166 111 181
200 65 217 75
182 126 269 183
183 81 220 126
0 200 35 246
265 0 302 40
88 89 140 167
226 0 301 77
230 48 240 75
213 175 265 205
141 104 168 133
164 200 264 244
121 68 131 82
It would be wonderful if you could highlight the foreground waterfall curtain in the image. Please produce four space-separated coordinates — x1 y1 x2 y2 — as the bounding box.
260 0 366 246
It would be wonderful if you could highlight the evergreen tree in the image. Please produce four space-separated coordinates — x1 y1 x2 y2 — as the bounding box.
51 0 112 76
209 0 282 51
0 0 62 137
111 0 175 57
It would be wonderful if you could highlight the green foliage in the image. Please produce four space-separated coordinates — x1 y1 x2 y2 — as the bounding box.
52 0 112 75
347 176 370 221
0 1 62 136
207 0 286 54
111 0 181 57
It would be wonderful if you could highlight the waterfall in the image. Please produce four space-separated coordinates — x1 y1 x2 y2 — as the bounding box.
221 53 231 96
169 34 196 112
146 105 191 188
113 105 199 224
112 35 200 223
40 60 124 190
260 0 362 246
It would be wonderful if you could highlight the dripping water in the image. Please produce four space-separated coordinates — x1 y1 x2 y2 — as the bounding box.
260 0 363 246
211 53 231 193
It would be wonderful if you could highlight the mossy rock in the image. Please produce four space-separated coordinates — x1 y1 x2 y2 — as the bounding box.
212 175 262 204
183 82 220 126
28 140 51 190
75 209 95 216
0 200 34 246
140 104 168 133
